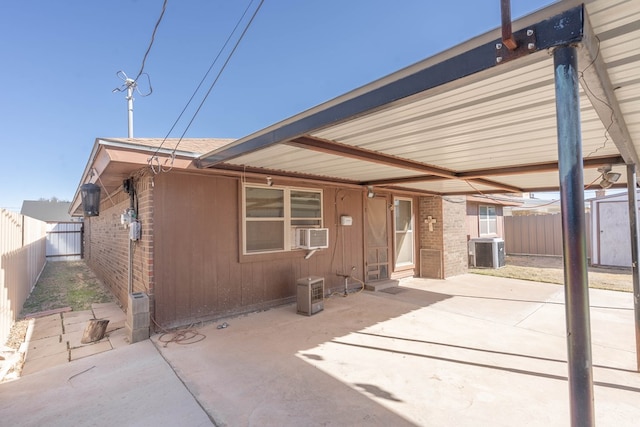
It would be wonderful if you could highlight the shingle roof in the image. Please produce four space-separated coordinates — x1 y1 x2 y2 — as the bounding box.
98 138 236 156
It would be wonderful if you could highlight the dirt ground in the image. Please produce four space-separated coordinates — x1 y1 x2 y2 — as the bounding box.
3 261 116 351
471 255 634 292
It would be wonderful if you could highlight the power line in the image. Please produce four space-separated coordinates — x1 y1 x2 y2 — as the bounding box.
173 0 265 151
149 0 265 174
135 0 168 82
149 0 259 166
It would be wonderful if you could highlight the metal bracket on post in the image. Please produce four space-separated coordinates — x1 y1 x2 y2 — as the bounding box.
495 27 537 64
497 0 537 64
500 0 518 51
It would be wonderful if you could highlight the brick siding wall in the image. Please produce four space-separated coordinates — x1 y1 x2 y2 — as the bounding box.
418 196 468 278
84 171 154 311
442 197 468 277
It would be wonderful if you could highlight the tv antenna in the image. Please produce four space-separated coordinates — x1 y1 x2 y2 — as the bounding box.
112 71 152 138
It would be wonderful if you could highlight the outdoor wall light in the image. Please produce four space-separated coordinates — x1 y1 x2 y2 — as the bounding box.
367 186 375 198
80 183 101 217
266 176 273 186
597 165 621 189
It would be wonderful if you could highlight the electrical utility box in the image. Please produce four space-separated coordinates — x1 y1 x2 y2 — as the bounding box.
297 276 324 316
469 238 505 268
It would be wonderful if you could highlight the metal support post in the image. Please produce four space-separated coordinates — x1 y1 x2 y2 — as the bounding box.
627 164 640 371
553 45 595 427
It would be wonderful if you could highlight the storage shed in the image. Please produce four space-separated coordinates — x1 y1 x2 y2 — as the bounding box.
590 190 640 267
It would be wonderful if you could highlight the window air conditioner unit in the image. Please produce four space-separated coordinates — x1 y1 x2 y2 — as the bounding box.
295 228 329 250
469 237 505 268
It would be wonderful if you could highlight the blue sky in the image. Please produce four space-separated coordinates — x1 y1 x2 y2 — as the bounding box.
0 0 556 210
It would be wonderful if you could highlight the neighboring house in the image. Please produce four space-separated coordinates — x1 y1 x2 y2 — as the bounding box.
589 190 639 267
20 200 83 261
69 138 468 328
466 195 521 240
504 198 563 216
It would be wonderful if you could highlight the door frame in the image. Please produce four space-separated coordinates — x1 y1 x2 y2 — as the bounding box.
363 193 393 282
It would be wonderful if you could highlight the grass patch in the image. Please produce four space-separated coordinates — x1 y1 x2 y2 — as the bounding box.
470 256 632 293
470 265 564 285
21 261 115 316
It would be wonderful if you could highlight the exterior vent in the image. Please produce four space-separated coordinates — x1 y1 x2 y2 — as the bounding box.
469 238 505 268
295 228 329 250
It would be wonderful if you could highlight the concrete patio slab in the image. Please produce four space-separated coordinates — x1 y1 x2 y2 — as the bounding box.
0 341 213 426
92 302 126 332
61 321 86 334
20 302 127 376
62 310 93 326
32 313 62 327
63 330 107 349
106 326 129 349
154 274 640 427
3 276 638 426
70 340 112 361
19 351 69 377
29 321 62 340
25 336 66 360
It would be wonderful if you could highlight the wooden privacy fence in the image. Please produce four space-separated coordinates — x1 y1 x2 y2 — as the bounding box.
504 213 591 257
0 209 47 346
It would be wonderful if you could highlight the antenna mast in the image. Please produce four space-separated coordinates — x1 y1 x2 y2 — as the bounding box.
113 71 150 138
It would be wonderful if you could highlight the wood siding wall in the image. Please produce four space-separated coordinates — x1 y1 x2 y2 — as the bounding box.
466 202 505 239
152 172 365 327
0 209 46 345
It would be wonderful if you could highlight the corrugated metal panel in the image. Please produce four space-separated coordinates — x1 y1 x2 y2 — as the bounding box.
392 180 498 194
203 0 639 196
227 145 428 181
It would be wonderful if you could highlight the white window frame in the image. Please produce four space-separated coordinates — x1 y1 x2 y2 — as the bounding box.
479 205 497 236
242 184 323 254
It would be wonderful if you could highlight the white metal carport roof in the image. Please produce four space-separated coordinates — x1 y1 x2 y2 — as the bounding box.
198 0 639 196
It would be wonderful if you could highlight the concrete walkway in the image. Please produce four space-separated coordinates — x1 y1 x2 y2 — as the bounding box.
0 340 213 426
1 274 639 426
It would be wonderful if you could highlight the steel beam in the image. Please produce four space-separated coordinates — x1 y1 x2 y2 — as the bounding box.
553 45 595 427
627 164 640 372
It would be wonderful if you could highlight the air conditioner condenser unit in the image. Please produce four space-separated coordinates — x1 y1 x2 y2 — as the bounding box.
469 237 505 269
